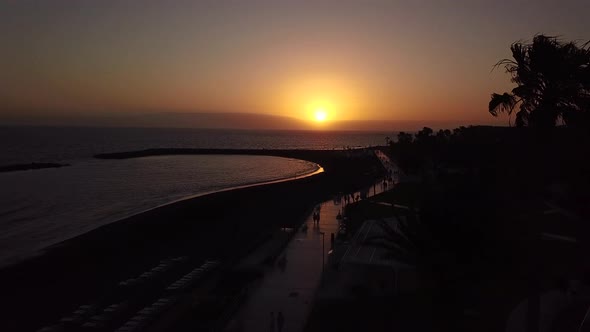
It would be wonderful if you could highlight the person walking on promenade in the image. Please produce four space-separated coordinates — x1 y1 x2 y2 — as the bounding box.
278 255 287 272
277 311 285 332
269 312 275 332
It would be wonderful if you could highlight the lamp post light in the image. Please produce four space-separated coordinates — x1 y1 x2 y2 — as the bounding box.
319 231 325 273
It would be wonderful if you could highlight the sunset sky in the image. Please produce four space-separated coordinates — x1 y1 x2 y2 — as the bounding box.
1 0 588 129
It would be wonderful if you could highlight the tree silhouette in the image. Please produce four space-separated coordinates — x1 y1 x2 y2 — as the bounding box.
415 127 433 142
489 35 590 128
396 131 414 145
361 213 427 266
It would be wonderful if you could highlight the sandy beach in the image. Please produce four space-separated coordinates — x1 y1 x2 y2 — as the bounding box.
0 148 384 331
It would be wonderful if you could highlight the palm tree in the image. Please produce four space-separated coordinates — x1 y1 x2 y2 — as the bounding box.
362 212 430 266
489 35 590 128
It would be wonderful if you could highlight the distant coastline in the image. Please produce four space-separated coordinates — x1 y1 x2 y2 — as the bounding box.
0 112 475 131
0 162 70 173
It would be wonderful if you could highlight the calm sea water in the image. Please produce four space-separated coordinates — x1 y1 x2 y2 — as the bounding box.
0 126 388 266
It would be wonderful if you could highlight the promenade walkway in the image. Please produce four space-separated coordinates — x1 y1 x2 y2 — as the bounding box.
224 149 397 332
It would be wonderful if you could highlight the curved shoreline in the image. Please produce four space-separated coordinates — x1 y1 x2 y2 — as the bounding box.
0 154 321 267
0 148 385 331
140 161 324 215
44 159 324 253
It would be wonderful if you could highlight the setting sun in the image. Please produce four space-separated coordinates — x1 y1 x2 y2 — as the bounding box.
314 109 328 122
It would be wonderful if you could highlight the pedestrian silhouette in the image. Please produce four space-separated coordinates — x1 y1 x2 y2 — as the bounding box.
277 311 285 332
269 312 275 332
278 255 287 272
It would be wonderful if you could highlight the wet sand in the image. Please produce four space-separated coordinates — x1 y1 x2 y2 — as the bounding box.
0 149 384 331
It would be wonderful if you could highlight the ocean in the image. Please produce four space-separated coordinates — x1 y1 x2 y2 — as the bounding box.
0 126 389 266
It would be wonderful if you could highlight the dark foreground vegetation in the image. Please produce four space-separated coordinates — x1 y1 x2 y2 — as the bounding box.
308 34 589 332
392 125 589 331
306 125 590 332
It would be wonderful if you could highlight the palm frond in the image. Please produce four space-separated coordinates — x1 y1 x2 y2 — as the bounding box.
489 92 516 116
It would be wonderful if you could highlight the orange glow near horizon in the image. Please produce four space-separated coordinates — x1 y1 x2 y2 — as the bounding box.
275 75 362 123
4 2 586 129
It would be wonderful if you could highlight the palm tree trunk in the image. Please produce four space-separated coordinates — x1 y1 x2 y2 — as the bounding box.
526 267 540 332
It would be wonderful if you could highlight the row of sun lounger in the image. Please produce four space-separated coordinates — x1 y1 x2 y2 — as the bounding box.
114 260 220 332
35 256 191 332
79 302 129 330
118 256 189 289
114 297 176 332
165 260 219 292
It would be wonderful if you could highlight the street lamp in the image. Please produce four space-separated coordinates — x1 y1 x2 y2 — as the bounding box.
319 231 325 272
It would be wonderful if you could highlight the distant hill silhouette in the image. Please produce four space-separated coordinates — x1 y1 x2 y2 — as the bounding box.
1 112 309 130
1 111 489 131
103 112 313 130
325 119 480 132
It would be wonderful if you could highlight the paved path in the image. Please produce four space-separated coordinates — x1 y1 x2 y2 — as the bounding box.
374 149 401 182
225 199 349 332
225 150 396 332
